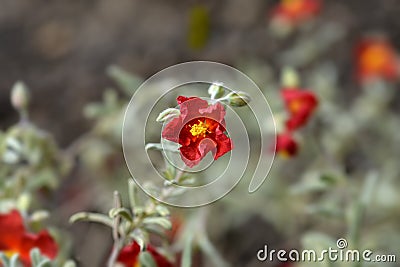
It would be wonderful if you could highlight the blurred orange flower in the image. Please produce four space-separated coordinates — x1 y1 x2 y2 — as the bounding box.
276 132 298 158
271 0 322 25
281 88 318 131
117 242 173 267
0 210 58 267
355 38 399 83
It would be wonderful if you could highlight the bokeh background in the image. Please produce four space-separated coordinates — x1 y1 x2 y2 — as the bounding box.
1 0 400 145
1 0 400 267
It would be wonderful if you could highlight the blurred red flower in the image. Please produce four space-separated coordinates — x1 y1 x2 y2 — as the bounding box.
271 0 322 25
281 88 318 131
0 210 58 267
162 96 233 168
117 242 173 267
276 132 298 158
167 215 183 242
355 38 399 83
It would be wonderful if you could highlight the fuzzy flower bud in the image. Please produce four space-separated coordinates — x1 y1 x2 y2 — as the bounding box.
208 82 225 99
281 67 300 88
226 91 251 107
11 81 30 112
156 108 180 123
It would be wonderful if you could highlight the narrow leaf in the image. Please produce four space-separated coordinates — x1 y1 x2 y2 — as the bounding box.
69 212 113 227
181 233 193 267
198 235 229 267
139 251 157 267
0 253 10 267
155 205 170 217
30 248 42 266
37 259 52 267
143 217 172 230
128 179 138 208
107 65 143 96
62 261 77 267
9 254 20 267
109 207 132 222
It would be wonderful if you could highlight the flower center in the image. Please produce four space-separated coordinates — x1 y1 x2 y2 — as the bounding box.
190 120 209 137
4 250 16 258
289 99 302 112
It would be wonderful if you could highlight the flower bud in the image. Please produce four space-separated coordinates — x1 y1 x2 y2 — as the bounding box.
226 91 251 107
156 108 180 123
30 210 50 222
208 82 225 99
11 81 30 111
281 67 300 88
17 193 31 212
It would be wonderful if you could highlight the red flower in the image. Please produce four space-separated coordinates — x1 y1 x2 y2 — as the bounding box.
281 88 318 131
355 38 399 83
271 0 321 25
276 133 298 158
162 96 233 168
117 242 173 267
0 210 58 267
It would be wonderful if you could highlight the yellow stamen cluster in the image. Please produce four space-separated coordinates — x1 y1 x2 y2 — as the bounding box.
190 120 209 137
4 251 15 258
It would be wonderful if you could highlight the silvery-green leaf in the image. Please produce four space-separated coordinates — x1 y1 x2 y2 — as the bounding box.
128 179 138 208
198 235 229 267
208 82 225 99
143 224 168 239
69 212 113 227
0 252 10 267
143 217 172 230
3 150 20 164
156 108 180 123
16 193 31 212
145 143 163 151
30 210 50 222
37 260 52 267
30 248 41 266
109 207 132 222
134 207 145 216
166 188 187 197
145 142 179 153
181 233 193 267
62 260 77 267
5 136 22 152
139 251 157 267
155 205 170 217
107 65 143 96
9 254 20 267
0 199 17 213
129 231 146 251
299 232 336 267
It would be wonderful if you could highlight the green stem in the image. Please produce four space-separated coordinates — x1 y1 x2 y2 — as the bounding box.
349 172 377 267
107 191 123 267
